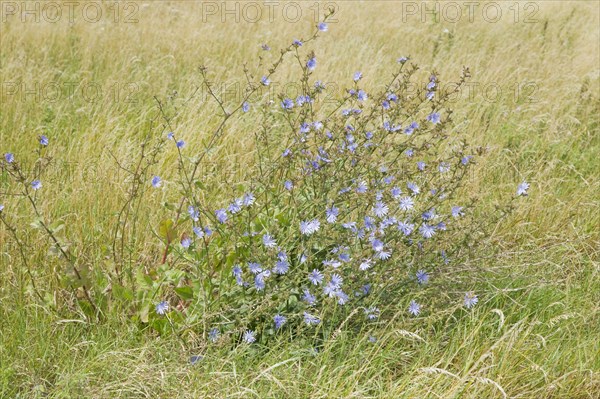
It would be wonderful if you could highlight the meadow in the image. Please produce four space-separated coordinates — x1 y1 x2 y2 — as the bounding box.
0 1 599 398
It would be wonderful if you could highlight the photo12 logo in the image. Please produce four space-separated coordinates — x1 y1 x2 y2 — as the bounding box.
2 81 140 104
400 1 539 23
1 1 139 23
199 1 339 23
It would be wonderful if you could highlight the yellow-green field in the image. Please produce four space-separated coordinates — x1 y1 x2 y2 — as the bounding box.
1 1 599 398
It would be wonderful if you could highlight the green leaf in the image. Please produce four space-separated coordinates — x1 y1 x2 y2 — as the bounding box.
194 181 206 190
30 217 44 230
174 286 194 300
139 303 150 323
50 220 65 234
158 219 177 242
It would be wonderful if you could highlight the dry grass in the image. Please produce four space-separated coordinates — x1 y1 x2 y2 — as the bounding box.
1 1 599 398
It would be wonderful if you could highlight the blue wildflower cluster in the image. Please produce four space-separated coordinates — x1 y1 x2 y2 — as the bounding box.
139 16 530 347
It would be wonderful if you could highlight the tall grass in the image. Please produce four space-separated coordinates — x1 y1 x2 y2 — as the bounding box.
1 1 598 397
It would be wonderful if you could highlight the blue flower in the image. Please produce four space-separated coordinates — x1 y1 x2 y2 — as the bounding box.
391 187 402 198
330 273 343 288
404 121 419 135
353 71 362 81
209 328 220 342
254 274 265 291
274 259 289 275
336 290 349 305
156 301 169 315
342 221 357 230
181 236 192 248
439 162 450 173
303 289 317 305
356 180 368 193
426 112 441 124
361 284 372 295
281 98 294 109
188 206 200 221
416 270 429 284
299 122 311 134
167 132 174 140
299 252 308 264
372 239 384 252
451 206 464 218
365 307 380 320
300 219 320 235
242 192 255 207
215 209 228 223
464 292 479 308
39 135 49 146
176 140 185 148
517 181 529 196
408 300 421 316
242 101 250 112
397 221 414 236
372 202 389 218
318 22 328 31
232 265 242 278
292 39 303 46
203 226 213 236
31 180 42 191
419 224 436 239
261 76 270 86
461 155 473 165
338 251 351 262
315 80 326 90
303 312 320 325
417 161 426 171
190 355 203 365
323 258 341 269
274 314 287 329
308 269 324 285
306 57 317 71
422 208 436 221
397 56 409 63
284 180 293 190
326 206 339 223
0 204 4 212
399 196 414 211
243 330 256 343
359 258 372 271
4 153 15 163
151 176 162 188
228 198 242 214
261 43 271 51
376 249 392 260
357 90 367 101
407 182 420 195
262 233 277 248
248 262 262 275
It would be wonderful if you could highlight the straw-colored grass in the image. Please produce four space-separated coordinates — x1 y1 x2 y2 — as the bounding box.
1 1 598 397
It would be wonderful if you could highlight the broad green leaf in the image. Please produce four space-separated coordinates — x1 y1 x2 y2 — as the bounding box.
158 219 177 242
